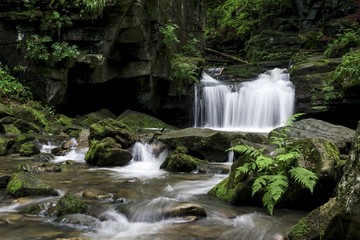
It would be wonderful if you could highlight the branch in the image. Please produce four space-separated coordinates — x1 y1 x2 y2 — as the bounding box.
204 47 249 64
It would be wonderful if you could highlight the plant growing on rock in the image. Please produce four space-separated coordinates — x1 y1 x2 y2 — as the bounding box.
0 65 32 102
228 113 318 215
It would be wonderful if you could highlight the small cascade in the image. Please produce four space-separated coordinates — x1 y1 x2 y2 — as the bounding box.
104 141 168 179
194 68 295 132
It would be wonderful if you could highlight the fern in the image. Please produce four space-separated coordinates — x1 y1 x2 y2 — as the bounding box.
289 167 318 193
230 113 317 215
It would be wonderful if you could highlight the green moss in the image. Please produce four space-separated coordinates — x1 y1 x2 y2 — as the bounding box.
19 142 40 156
117 110 174 130
21 205 42 215
208 178 236 202
3 124 21 134
55 114 73 127
0 137 10 156
84 139 99 162
55 194 88 217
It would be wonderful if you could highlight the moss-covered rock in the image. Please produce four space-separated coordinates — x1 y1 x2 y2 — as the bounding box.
85 137 132 166
55 194 88 217
158 128 233 162
89 118 135 148
0 102 13 118
160 146 203 172
20 205 42 215
79 108 116 127
3 124 21 134
117 110 175 131
6 172 58 198
19 142 40 156
0 137 13 156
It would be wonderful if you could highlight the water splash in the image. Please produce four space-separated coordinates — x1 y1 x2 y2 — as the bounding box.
194 68 295 132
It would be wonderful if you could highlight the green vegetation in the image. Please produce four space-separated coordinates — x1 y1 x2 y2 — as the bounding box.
228 114 317 215
159 23 180 49
323 48 360 100
55 194 88 217
324 27 360 58
0 65 32 102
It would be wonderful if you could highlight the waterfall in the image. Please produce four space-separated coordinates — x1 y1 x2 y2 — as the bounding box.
194 68 295 132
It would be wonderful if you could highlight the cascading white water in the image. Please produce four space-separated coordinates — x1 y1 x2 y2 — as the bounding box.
194 68 295 132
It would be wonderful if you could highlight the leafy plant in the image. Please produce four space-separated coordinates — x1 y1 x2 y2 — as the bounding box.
75 0 109 15
0 65 32 102
228 113 317 215
182 37 201 57
324 27 360 58
170 54 200 96
323 48 360 100
159 23 180 49
25 34 52 62
51 42 81 62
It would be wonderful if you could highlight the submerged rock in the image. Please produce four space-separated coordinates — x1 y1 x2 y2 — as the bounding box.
164 203 207 220
82 189 113 200
6 172 58 198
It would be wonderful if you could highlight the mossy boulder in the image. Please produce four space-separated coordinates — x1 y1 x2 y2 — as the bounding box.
19 142 40 156
85 137 133 166
89 118 135 148
0 102 13 118
117 110 174 130
0 136 13 156
210 137 341 211
55 194 88 217
287 121 360 239
79 108 116 127
160 146 203 172
6 172 58 198
3 124 21 134
158 128 232 162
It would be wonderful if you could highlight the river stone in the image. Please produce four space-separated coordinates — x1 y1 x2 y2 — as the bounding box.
55 195 88 217
163 203 207 219
6 172 58 198
287 121 360 240
85 137 132 166
89 118 134 148
0 174 11 188
32 153 55 162
54 214 100 231
271 118 355 153
0 136 13 156
0 103 13 118
160 146 203 172
82 189 113 200
19 142 41 156
158 128 232 162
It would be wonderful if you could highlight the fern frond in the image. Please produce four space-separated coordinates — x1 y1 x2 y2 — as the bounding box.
235 162 255 177
267 174 288 202
252 175 268 196
255 155 273 171
276 152 300 163
289 167 318 193
228 145 264 159
262 191 276 216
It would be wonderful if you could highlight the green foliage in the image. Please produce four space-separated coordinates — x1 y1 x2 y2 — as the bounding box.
25 35 81 63
323 48 360 100
182 37 201 57
228 113 317 215
75 0 109 15
159 23 180 49
0 65 32 102
170 54 200 95
45 10 72 36
324 27 360 58
51 42 81 62
25 34 52 62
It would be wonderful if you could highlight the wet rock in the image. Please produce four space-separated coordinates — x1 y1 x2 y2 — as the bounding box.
19 142 41 156
13 119 40 133
163 203 207 219
0 174 11 188
85 137 132 166
79 108 116 127
77 128 90 148
82 189 113 200
55 195 88 217
2 124 20 134
0 103 13 118
51 138 77 156
6 172 59 198
158 128 233 162
0 136 14 156
272 118 355 153
287 121 360 239
32 153 55 162
89 118 134 148
160 146 204 172
54 214 100 230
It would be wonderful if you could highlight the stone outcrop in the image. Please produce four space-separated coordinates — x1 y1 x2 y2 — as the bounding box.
0 0 205 125
287 121 360 240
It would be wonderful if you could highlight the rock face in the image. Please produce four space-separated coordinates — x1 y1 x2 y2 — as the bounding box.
0 0 205 125
287 121 360 240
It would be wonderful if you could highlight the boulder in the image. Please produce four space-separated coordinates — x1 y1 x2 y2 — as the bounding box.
160 146 203 172
287 121 360 240
0 136 13 156
82 189 113 200
158 128 233 162
117 110 175 130
55 195 88 217
6 172 58 198
271 118 355 153
0 174 11 188
32 153 55 162
85 137 132 166
0 103 13 118
209 137 342 211
19 142 41 156
163 203 207 220
79 109 116 127
89 118 135 148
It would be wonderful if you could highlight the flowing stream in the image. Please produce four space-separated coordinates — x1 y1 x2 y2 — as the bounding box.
0 142 305 239
194 68 295 132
